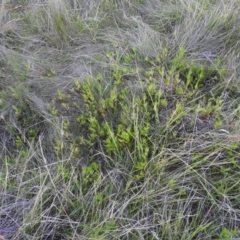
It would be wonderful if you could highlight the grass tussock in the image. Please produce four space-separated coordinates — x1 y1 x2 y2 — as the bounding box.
1 0 240 239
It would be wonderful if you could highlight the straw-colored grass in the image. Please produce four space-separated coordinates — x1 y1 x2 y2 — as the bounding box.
1 0 240 239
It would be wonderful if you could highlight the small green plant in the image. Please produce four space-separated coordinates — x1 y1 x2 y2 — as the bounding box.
89 219 117 239
218 227 239 239
82 162 101 194
15 135 24 146
46 68 56 77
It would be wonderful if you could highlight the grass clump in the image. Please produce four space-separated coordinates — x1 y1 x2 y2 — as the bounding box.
1 0 240 239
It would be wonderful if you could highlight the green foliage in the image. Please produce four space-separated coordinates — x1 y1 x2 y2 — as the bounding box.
218 227 239 239
1 41 229 240
15 0 30 4
53 13 67 38
89 219 117 238
45 68 56 77
53 69 161 178
0 85 47 160
51 45 227 188
82 162 101 191
2 1 240 239
172 46 185 69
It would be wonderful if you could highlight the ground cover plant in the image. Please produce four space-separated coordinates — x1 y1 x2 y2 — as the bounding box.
1 0 240 239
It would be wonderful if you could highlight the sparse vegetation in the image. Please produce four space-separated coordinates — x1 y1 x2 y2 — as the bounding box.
1 0 240 239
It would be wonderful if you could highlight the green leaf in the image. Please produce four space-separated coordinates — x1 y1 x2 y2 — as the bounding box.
160 99 168 107
220 227 232 238
173 46 185 67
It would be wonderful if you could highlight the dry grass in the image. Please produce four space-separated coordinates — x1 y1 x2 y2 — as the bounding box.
0 0 240 239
